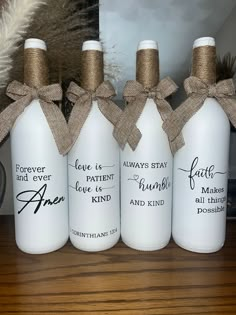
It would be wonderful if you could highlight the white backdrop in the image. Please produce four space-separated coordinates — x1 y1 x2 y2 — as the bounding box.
100 0 236 100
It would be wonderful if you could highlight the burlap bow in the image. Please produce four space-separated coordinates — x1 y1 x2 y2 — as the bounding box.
66 81 141 149
0 80 72 155
113 77 184 153
162 76 236 151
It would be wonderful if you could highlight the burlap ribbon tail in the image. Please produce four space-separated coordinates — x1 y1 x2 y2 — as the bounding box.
163 76 236 151
0 80 71 155
66 81 141 149
113 76 184 154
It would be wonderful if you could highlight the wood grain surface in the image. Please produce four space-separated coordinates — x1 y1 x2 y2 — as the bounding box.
0 216 236 314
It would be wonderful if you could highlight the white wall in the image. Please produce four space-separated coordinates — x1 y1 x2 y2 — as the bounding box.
100 0 236 99
216 6 236 179
216 5 236 56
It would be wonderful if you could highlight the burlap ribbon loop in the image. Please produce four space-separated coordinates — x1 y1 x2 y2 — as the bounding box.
163 76 236 150
184 76 235 98
66 81 141 150
0 80 71 155
66 81 92 104
113 76 184 153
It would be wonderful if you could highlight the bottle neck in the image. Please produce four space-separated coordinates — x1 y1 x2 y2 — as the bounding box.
192 45 216 85
136 49 159 89
24 48 49 88
81 50 104 91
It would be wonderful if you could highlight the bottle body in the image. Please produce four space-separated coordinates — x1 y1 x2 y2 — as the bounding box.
11 100 69 254
68 100 120 251
172 98 230 253
121 98 172 250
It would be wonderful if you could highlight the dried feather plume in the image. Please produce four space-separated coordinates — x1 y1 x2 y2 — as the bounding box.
12 0 97 85
216 52 236 82
0 0 45 89
0 0 98 113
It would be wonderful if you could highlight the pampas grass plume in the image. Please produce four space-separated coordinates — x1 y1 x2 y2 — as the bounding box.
0 0 45 89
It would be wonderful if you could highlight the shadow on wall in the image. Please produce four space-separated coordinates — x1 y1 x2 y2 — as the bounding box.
0 138 13 214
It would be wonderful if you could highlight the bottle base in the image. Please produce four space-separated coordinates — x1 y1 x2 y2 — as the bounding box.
173 236 224 254
16 236 69 255
70 235 120 252
121 236 170 251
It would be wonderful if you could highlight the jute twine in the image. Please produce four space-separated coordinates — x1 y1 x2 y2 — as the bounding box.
113 48 183 153
0 47 72 155
192 45 216 85
81 50 104 91
24 48 49 88
67 49 141 150
163 45 236 152
136 49 159 88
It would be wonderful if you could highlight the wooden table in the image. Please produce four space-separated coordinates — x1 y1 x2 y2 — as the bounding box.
0 216 236 314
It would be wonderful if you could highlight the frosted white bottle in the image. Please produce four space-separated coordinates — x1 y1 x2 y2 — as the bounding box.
121 40 172 251
172 37 230 253
11 39 69 254
68 41 120 251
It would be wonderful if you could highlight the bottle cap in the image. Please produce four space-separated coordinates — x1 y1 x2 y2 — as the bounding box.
24 38 47 50
193 37 215 48
82 40 102 51
137 40 158 51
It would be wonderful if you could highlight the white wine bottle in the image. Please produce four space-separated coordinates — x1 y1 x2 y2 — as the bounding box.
120 40 173 251
11 38 69 254
172 37 230 253
68 40 120 252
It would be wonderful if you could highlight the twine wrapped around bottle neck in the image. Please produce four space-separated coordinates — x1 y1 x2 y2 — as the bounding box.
192 45 216 84
24 48 49 88
81 50 104 92
136 49 159 89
